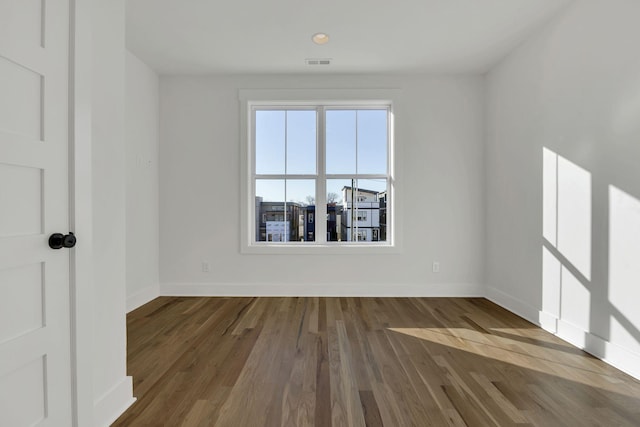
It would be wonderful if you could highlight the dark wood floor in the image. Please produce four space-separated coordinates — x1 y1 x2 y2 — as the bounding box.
113 297 640 426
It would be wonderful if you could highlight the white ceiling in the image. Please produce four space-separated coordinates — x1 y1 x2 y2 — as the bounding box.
126 0 571 75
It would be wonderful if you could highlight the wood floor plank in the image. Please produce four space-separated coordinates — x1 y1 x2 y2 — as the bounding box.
281 328 317 427
384 328 463 426
359 390 383 427
334 320 366 426
114 297 640 426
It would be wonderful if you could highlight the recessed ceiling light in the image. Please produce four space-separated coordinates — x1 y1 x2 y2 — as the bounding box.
312 33 329 45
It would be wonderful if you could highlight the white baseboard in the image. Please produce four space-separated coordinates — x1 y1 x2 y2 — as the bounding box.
93 376 135 427
538 310 558 333
546 315 640 380
485 286 540 325
556 318 588 348
126 284 160 313
585 332 640 380
160 282 484 297
486 286 640 381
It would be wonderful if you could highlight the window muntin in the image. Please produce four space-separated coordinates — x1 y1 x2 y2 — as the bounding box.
326 178 387 243
255 110 316 175
325 109 388 175
326 110 357 174
255 178 315 242
251 104 391 246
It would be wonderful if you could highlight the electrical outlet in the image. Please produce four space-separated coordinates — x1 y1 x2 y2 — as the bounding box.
202 261 210 273
432 261 440 273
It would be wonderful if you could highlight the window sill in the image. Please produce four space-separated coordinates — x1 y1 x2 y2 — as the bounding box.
241 242 401 255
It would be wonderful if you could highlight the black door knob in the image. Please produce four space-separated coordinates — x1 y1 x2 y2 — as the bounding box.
49 232 77 249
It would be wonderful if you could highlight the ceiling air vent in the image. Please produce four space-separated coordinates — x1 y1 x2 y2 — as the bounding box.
305 58 331 66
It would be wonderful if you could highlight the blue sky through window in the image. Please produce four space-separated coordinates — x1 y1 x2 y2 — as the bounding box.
255 110 285 174
326 110 356 174
286 111 316 174
255 108 387 204
356 110 387 174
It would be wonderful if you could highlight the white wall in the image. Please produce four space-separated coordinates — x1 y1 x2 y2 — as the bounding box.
92 0 134 424
486 0 640 379
159 74 485 296
125 51 160 311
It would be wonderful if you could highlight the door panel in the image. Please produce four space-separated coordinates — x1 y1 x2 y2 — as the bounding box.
0 163 43 236
0 0 44 49
0 57 43 140
0 356 47 427
0 0 73 425
0 262 44 343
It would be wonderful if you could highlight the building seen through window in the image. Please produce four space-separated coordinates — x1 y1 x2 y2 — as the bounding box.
255 184 386 242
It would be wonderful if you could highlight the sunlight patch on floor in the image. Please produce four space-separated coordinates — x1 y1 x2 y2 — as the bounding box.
387 327 635 396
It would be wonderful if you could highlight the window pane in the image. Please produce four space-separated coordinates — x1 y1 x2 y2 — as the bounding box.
256 179 285 202
359 178 387 242
357 110 387 174
327 178 387 242
255 179 316 242
286 179 315 207
286 110 316 175
326 110 356 174
255 110 285 174
326 179 349 242
251 103 391 247
287 179 316 242
255 180 284 242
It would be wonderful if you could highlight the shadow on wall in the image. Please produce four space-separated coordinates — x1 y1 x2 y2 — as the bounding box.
541 147 640 372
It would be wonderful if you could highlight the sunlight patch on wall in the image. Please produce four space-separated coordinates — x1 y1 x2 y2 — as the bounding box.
542 246 561 318
542 147 592 330
560 266 591 332
542 147 558 245
543 148 592 279
557 156 592 280
608 185 640 353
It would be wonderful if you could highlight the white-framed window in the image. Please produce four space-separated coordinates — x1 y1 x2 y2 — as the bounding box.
240 89 398 254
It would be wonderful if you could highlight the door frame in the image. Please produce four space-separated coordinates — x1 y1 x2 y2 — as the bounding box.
69 0 94 425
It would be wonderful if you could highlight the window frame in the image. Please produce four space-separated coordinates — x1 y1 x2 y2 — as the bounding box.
239 89 401 254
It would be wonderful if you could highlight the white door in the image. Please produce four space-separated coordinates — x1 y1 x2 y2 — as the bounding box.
0 0 74 426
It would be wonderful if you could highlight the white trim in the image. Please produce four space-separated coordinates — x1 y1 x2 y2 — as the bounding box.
93 376 136 427
584 330 640 380
127 284 160 313
160 282 484 297
238 88 402 103
554 317 640 380
538 310 558 333
69 0 95 425
486 286 640 381
485 286 540 325
544 314 640 380
241 242 402 255
239 88 403 255
556 317 588 348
